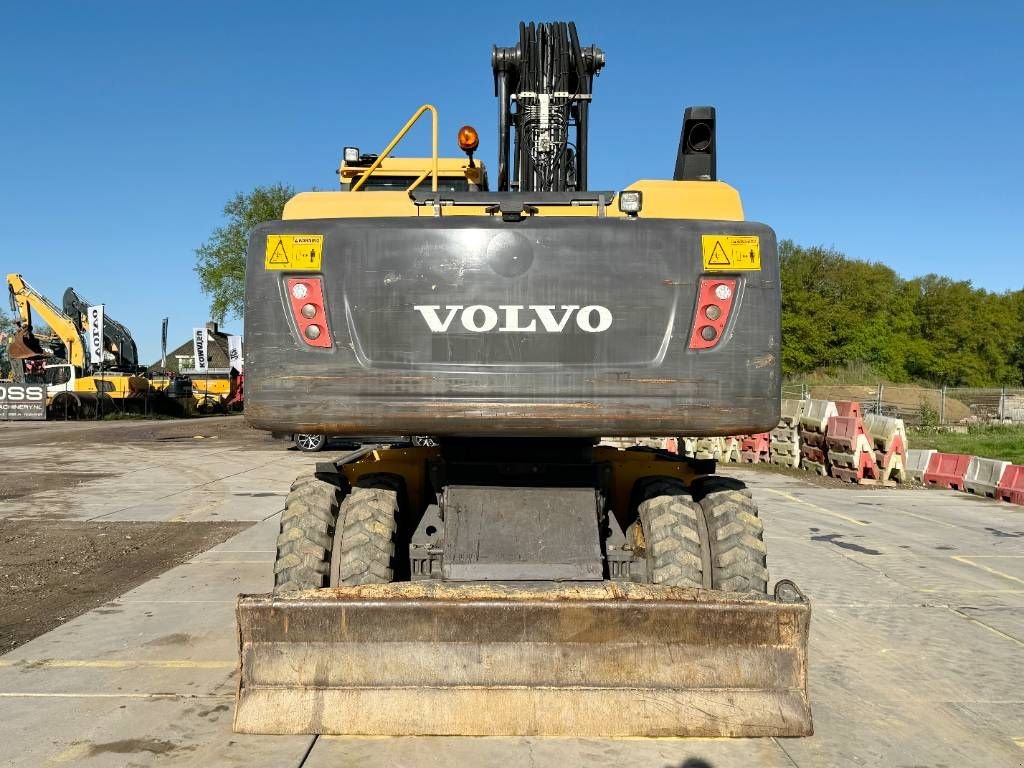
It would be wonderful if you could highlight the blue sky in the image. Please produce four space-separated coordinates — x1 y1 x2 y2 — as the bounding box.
2 2 1021 363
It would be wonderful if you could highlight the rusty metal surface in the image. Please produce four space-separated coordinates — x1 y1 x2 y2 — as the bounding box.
234 582 811 737
8 327 45 359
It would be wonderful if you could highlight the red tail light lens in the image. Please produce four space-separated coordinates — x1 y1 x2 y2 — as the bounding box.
688 278 737 350
286 277 332 348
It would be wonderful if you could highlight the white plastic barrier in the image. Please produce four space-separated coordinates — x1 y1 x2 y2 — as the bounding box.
863 414 907 451
905 449 937 483
770 423 801 468
779 399 807 426
963 457 1010 498
798 399 838 433
720 436 741 463
693 437 725 460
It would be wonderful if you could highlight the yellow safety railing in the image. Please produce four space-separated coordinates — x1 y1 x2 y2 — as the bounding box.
349 104 438 193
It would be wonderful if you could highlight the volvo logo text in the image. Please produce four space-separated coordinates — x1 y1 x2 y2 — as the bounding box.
413 305 613 333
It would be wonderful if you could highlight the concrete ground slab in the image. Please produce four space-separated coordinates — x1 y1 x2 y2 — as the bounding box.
2 433 1023 766
305 734 796 768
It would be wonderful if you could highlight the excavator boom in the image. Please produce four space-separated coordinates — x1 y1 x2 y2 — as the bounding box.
7 273 86 368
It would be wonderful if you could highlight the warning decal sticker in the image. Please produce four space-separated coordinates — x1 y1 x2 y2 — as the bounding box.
701 235 761 271
264 234 324 271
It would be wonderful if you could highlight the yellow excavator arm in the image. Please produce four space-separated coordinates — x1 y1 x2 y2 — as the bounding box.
6 273 86 369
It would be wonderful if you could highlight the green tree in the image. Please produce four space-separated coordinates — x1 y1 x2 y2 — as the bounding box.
778 240 836 376
904 275 1015 386
194 183 294 321
776 240 1023 386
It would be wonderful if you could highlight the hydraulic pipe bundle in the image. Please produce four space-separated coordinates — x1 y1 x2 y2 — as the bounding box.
492 21 605 193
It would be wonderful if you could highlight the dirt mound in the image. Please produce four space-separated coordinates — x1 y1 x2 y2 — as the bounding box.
807 385 971 422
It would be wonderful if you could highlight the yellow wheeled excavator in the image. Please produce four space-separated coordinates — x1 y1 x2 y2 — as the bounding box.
234 21 811 738
6 273 154 417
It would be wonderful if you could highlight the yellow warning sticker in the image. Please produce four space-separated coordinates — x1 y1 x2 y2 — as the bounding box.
701 235 761 271
264 234 323 270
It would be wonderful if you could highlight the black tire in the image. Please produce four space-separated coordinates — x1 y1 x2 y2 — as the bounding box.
629 476 769 594
331 487 398 585
273 472 342 593
697 487 769 594
630 478 705 588
294 433 327 452
48 393 81 420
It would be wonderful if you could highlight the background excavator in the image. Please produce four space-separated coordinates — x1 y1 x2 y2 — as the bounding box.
6 274 162 417
62 287 142 372
235 21 811 738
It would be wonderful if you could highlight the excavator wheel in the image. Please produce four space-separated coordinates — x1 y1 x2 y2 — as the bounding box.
628 478 705 588
329 486 399 586
693 476 769 594
273 472 342 593
47 392 82 420
629 476 769 594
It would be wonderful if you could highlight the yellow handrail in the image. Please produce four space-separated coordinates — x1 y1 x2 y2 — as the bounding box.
350 104 438 193
405 167 432 193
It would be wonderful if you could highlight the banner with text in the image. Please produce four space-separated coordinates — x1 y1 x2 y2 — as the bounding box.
228 335 243 373
0 383 46 421
192 327 209 372
88 305 105 365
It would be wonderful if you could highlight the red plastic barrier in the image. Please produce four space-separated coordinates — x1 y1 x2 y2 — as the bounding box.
740 431 770 464
741 433 770 453
825 415 868 450
835 400 861 418
802 445 827 464
922 453 973 491
996 464 1024 505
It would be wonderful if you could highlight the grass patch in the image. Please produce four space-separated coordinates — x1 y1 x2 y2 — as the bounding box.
794 362 896 387
908 425 1024 464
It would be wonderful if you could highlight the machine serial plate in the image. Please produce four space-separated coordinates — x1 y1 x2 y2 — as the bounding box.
701 234 761 271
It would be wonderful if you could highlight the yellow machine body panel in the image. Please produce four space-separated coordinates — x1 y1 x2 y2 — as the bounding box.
283 179 743 221
339 156 486 191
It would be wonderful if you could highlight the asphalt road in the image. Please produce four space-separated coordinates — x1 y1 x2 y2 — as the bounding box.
0 419 1021 766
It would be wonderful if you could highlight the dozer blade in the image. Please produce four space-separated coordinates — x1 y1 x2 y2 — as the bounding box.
234 582 812 737
7 328 45 359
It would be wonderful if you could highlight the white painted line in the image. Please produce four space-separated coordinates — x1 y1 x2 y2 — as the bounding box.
952 556 1024 586
761 488 869 527
949 607 1024 649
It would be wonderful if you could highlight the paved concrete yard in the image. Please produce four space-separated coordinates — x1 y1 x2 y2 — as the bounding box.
0 421 1022 766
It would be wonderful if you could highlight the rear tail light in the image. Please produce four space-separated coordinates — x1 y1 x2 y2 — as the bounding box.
287 278 332 348
688 277 736 350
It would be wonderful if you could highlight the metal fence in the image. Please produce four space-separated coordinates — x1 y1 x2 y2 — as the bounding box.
782 384 1024 427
